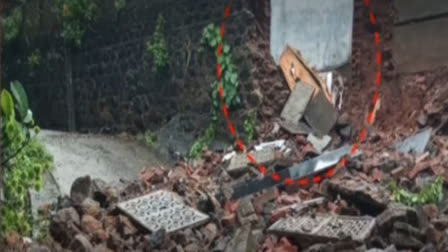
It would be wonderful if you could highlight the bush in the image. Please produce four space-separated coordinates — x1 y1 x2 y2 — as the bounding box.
1 81 53 235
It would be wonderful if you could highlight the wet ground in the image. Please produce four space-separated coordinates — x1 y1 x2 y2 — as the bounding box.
30 130 169 214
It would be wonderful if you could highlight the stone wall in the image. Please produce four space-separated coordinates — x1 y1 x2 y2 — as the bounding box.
3 0 286 133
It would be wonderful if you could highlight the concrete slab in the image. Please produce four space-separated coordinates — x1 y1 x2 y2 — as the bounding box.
227 149 275 176
36 130 167 196
117 190 209 233
393 17 448 73
394 0 448 24
280 82 314 123
278 119 312 135
270 0 353 71
304 90 337 136
269 213 375 242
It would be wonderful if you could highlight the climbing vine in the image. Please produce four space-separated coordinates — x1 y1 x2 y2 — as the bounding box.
201 23 240 122
1 81 53 235
146 14 169 74
189 23 241 158
53 0 98 47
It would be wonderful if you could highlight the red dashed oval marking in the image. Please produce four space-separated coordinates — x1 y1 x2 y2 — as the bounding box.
214 1 382 187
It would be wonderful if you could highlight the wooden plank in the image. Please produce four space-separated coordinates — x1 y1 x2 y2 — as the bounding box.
279 45 333 104
393 17 448 73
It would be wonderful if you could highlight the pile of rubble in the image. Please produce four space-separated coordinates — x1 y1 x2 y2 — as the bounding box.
3 41 448 251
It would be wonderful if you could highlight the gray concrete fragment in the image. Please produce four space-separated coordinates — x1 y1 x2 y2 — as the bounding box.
394 128 432 155
280 82 314 123
226 149 275 176
304 90 337 136
269 213 375 242
307 134 331 153
393 18 448 73
278 119 312 134
270 0 354 70
117 190 209 233
394 0 448 24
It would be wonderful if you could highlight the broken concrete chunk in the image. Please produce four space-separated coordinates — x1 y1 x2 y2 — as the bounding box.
304 89 338 136
268 213 375 242
226 149 275 176
389 231 424 251
394 128 432 155
376 203 419 231
225 225 257 252
117 190 209 233
327 177 390 213
278 119 312 134
281 82 315 123
254 140 286 152
307 134 331 153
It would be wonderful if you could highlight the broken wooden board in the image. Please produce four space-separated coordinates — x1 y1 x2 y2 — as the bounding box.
280 82 315 123
304 89 337 137
227 149 276 176
394 0 448 24
279 45 333 104
393 17 448 73
268 213 375 242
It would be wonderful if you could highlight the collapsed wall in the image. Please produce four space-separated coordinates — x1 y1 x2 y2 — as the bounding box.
2 0 287 133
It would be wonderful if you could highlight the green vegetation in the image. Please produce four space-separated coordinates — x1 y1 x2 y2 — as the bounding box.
145 131 157 149
188 23 241 159
146 14 169 74
201 23 240 122
114 0 127 12
244 110 257 144
53 0 98 47
189 124 216 159
28 49 42 69
388 176 444 206
1 81 53 235
3 7 23 43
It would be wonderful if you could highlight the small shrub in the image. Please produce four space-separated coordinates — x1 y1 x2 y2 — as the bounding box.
244 110 257 144
146 14 169 74
114 0 126 12
145 131 157 149
189 124 216 159
1 81 53 235
3 7 23 43
53 0 98 47
28 50 42 68
388 176 444 206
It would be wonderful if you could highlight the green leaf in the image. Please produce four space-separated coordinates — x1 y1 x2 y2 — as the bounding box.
10 81 29 119
1 89 15 118
210 38 217 47
223 44 230 54
23 110 33 124
230 73 238 84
